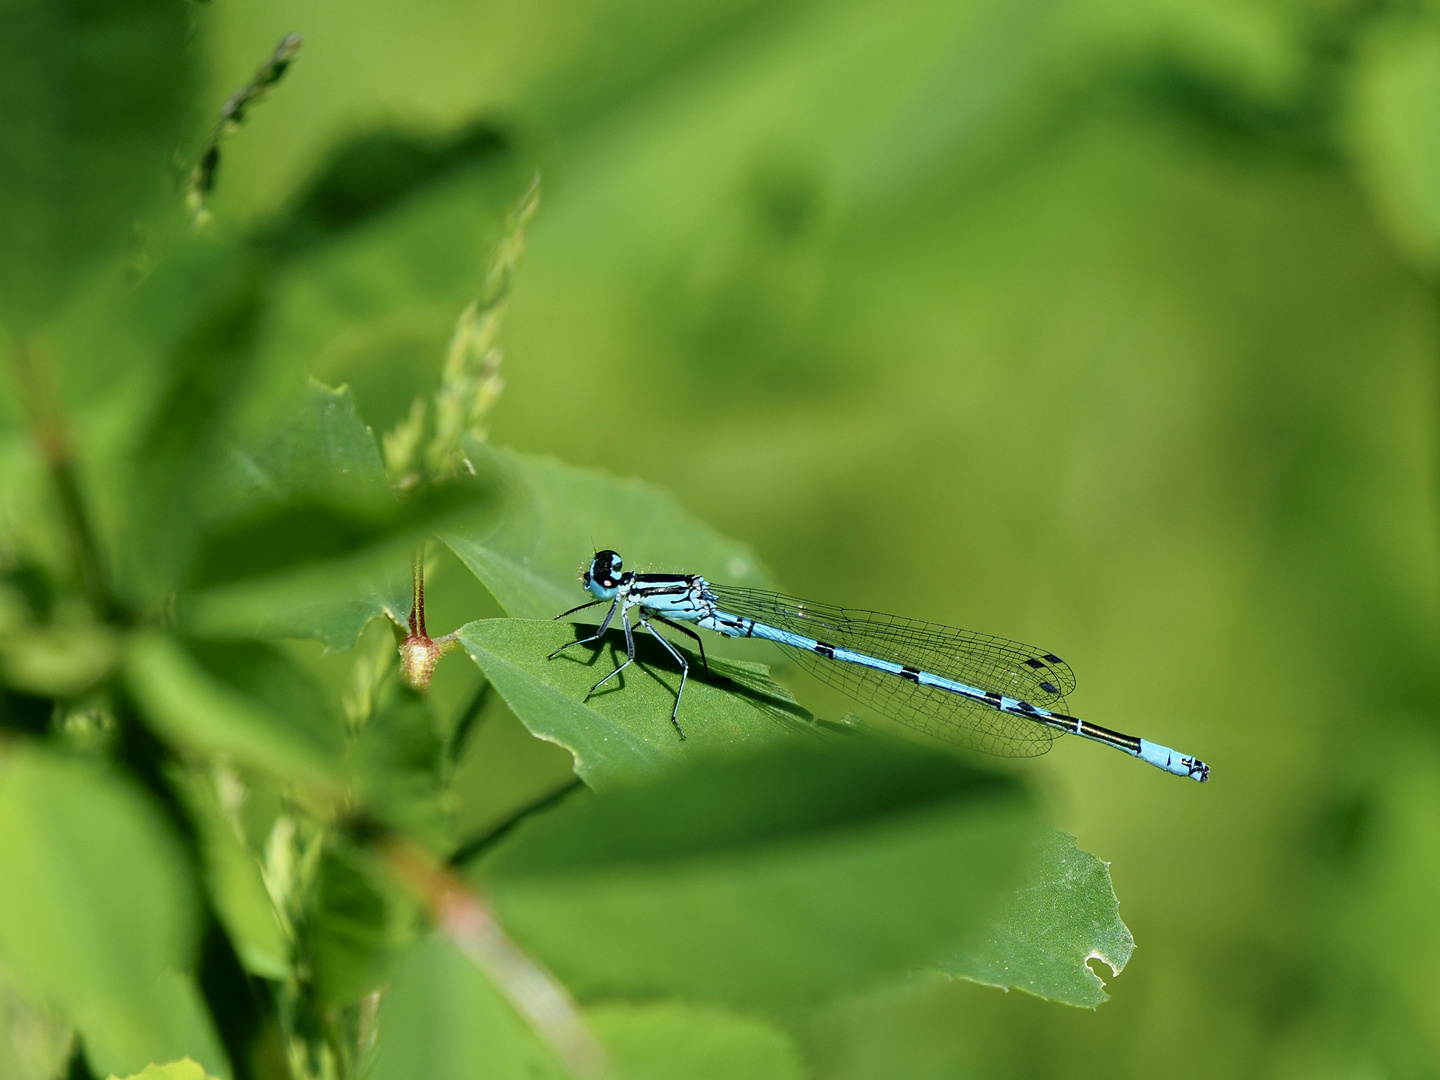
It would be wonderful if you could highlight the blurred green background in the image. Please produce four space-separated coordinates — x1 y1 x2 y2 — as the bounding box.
212 0 1440 1075
20 0 1440 1074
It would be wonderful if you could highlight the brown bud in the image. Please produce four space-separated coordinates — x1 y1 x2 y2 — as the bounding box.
400 633 441 691
399 631 457 692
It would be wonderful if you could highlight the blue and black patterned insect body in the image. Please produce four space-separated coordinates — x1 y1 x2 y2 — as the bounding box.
550 550 1209 782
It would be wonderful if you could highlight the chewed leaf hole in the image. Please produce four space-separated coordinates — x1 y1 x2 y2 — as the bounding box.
1086 950 1119 980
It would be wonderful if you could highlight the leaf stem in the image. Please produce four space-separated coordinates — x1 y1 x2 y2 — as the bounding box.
409 544 427 639
401 543 453 690
447 777 583 868
444 679 492 770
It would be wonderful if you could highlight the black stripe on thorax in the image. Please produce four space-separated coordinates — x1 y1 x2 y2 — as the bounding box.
634 585 689 597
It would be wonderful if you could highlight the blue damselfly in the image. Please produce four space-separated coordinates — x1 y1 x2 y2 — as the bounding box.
551 550 1208 781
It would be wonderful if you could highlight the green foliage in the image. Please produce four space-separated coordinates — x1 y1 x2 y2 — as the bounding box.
0 750 193 1009
0 969 73 1080
126 633 345 786
456 619 810 784
587 1002 805 1080
475 738 1038 1006
348 681 450 844
939 831 1134 1009
1346 14 1440 274
363 935 568 1080
184 773 290 981
0 41 1126 1062
185 380 496 651
0 750 227 1078
108 1060 224 1080
23 0 1434 1076
305 843 397 1008
443 442 773 621
0 0 193 332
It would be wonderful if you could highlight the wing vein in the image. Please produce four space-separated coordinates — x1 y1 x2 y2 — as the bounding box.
707 583 1074 758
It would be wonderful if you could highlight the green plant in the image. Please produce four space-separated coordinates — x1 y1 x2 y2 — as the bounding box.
0 11 1135 1080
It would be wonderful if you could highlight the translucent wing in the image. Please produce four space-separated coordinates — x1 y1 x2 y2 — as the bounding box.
707 584 1076 758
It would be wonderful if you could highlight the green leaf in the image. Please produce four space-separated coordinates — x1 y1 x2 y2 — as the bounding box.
108 1059 224 1080
442 442 773 621
20 230 255 580
267 122 511 258
588 1001 805 1080
936 831 1134 1008
0 612 120 697
189 500 417 591
83 972 229 1080
349 682 449 847
0 0 192 331
182 557 409 657
0 968 74 1080
455 619 813 786
183 773 289 980
1347 18 1440 273
187 378 408 641
364 934 568 1080
123 271 272 603
218 379 395 508
308 843 400 1008
473 738 1038 1007
125 632 344 787
0 749 229 1079
184 381 498 651
0 749 193 1002
247 160 525 440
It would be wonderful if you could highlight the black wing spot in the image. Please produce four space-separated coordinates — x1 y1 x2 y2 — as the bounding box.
1016 700 1037 713
1043 653 1064 664
1024 657 1046 670
1039 681 1058 694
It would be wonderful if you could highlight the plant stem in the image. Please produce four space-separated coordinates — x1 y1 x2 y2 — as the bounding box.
378 834 605 1079
401 542 451 691
446 777 583 867
409 543 427 639
9 339 122 622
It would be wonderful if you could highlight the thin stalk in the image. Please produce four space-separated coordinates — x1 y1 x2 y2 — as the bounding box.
379 835 606 1078
409 544 427 639
446 777 583 868
9 339 122 622
401 542 453 691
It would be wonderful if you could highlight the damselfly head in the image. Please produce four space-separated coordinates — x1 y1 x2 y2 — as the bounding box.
583 550 624 600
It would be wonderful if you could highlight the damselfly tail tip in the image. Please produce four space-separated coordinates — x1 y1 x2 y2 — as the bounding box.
1139 739 1210 783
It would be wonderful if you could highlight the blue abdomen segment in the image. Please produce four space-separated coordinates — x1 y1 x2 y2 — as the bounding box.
730 616 1211 781
1138 740 1210 782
